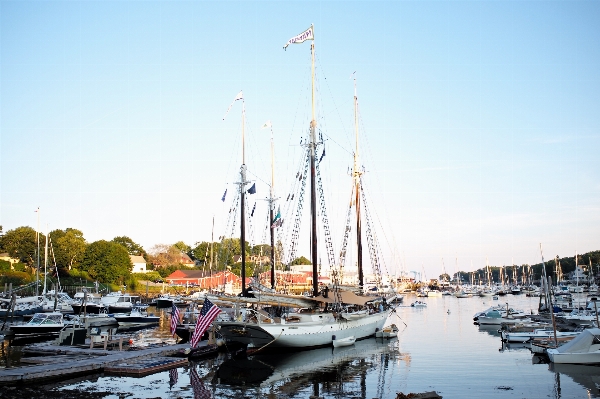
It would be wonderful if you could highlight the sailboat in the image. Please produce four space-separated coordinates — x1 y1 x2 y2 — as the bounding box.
214 25 390 350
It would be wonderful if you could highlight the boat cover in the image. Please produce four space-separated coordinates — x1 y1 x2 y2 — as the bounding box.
553 328 600 353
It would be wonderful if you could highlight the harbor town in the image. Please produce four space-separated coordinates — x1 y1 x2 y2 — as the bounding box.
1 1 599 398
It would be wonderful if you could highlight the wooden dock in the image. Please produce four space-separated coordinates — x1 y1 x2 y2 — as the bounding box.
0 343 194 385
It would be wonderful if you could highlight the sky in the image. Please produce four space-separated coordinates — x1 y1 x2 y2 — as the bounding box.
1 1 599 280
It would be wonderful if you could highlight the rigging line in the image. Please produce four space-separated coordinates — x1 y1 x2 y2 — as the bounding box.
314 53 353 153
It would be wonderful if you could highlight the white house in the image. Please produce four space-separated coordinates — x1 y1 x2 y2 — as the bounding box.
130 255 147 273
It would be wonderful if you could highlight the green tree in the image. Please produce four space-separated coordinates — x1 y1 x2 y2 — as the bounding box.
291 256 311 265
173 241 192 257
0 226 39 266
81 240 132 284
112 236 147 257
51 228 87 270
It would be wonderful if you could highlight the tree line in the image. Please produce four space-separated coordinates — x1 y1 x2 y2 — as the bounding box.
0 225 284 286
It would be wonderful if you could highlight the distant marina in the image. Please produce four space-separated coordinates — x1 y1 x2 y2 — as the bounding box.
1 292 599 398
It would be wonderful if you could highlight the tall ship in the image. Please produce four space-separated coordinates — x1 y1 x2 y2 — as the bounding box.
215 25 392 350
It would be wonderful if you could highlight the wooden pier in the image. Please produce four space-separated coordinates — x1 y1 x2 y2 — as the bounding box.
0 343 196 385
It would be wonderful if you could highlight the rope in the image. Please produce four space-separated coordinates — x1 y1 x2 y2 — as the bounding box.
248 329 284 356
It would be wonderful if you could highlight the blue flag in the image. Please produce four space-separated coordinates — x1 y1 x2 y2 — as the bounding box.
221 189 227 202
247 183 256 194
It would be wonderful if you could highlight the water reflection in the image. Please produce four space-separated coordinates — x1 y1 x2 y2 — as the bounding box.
550 363 600 398
213 338 402 398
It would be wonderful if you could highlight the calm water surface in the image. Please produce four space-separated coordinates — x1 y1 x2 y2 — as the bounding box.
4 295 600 398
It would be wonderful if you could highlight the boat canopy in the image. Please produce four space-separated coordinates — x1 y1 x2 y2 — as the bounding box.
553 328 600 354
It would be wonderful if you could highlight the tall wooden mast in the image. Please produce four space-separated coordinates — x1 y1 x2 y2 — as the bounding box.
309 30 319 297
352 75 364 291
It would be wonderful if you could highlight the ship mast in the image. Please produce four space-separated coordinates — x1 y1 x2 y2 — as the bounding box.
352 75 364 291
309 31 319 297
239 100 248 296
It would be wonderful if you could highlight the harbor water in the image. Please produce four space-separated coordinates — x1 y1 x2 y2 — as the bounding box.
2 294 599 398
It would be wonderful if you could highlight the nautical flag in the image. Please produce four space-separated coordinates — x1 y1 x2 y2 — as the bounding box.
247 183 256 195
223 90 244 120
221 189 227 202
283 25 314 50
271 206 281 228
169 367 178 388
170 303 180 336
262 120 272 129
190 366 210 399
319 147 326 162
190 298 221 348
251 202 256 217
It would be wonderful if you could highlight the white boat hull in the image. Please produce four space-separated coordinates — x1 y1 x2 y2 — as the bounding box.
547 349 600 364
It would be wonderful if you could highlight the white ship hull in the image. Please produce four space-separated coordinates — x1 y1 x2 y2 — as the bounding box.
217 310 389 349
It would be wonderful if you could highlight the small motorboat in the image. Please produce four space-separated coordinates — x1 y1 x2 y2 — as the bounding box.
411 301 427 307
333 335 356 347
114 307 160 328
9 312 65 336
376 324 399 338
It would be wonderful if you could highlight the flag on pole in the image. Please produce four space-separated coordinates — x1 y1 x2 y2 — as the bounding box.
223 90 244 120
271 206 281 228
251 202 256 217
170 303 181 336
262 120 272 129
190 298 221 348
221 189 227 202
247 183 256 195
283 25 314 50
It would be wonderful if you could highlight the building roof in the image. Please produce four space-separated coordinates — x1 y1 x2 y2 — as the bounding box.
167 269 210 279
130 255 146 264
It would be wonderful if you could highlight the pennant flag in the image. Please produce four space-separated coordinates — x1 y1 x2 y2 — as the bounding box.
319 147 326 162
251 202 256 217
271 206 281 228
223 90 244 120
262 120 272 129
170 303 181 336
190 298 221 348
221 189 227 202
283 25 314 50
247 183 256 195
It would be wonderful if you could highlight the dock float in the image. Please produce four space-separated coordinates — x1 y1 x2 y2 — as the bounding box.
104 356 189 377
0 343 194 385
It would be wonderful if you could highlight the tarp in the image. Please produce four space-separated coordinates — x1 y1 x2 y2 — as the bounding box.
555 328 600 353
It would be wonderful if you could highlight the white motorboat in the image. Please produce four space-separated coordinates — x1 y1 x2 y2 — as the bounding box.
333 335 356 347
376 324 399 338
501 328 581 343
547 328 600 364
101 292 140 313
113 307 160 328
9 312 65 336
411 301 427 307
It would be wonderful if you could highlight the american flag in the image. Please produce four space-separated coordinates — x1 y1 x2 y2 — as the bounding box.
190 366 211 399
170 303 181 336
190 298 221 348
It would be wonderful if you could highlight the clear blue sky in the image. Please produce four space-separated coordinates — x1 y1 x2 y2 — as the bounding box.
1 1 599 280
